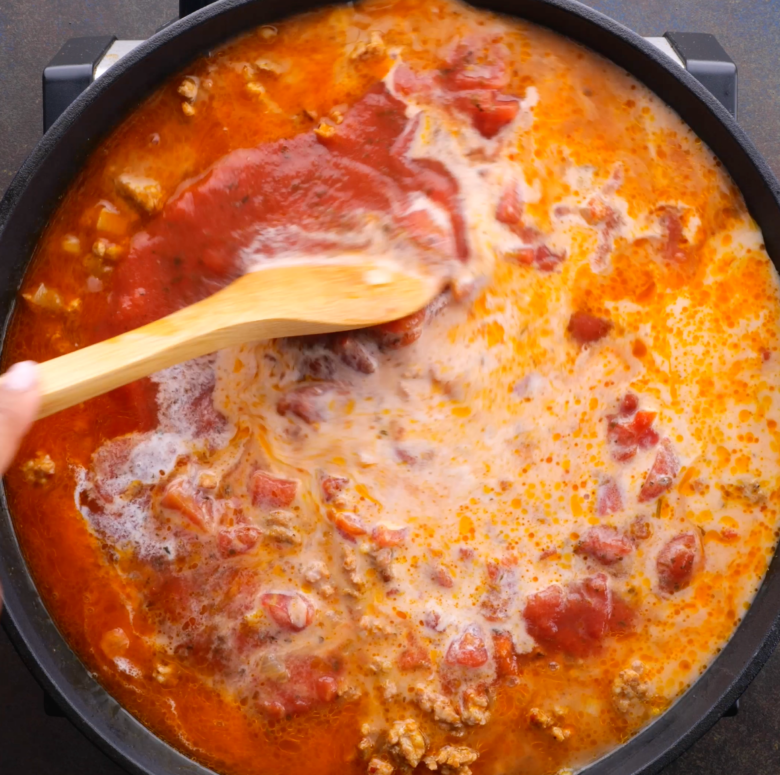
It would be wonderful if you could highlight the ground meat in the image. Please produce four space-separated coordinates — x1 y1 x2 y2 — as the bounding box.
386 719 427 768
368 759 394 775
343 546 367 591
722 478 766 505
264 510 301 545
529 707 554 728
529 707 570 741
370 546 396 582
21 452 56 484
612 661 653 713
460 686 491 726
178 77 198 101
152 660 177 685
115 173 163 213
415 685 462 725
22 283 65 312
424 745 479 775
303 561 330 583
350 31 386 60
255 58 284 76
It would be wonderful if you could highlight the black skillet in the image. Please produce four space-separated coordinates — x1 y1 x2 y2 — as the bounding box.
1 1 779 773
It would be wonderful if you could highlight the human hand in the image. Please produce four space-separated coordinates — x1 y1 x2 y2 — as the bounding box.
0 362 40 473
0 361 40 609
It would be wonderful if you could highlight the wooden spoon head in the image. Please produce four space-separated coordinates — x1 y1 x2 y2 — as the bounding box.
228 260 443 329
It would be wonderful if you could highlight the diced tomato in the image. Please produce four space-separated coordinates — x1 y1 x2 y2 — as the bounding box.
444 41 510 91
638 439 680 502
445 626 489 667
431 566 454 588
576 526 633 565
331 333 377 374
315 675 339 702
596 476 623 516
397 632 431 671
657 533 702 593
331 511 367 541
608 423 639 462
496 182 523 225
320 474 349 502
261 592 314 631
250 470 298 509
492 630 520 678
659 206 687 263
397 205 457 255
399 39 518 138
393 63 432 97
632 411 660 449
455 92 519 138
567 311 612 345
188 378 227 437
160 479 211 531
423 610 443 631
298 352 337 381
217 525 261 557
581 196 620 229
372 524 408 548
534 245 565 272
523 574 634 657
620 393 639 416
256 654 342 718
277 382 339 424
370 308 427 350
607 395 659 462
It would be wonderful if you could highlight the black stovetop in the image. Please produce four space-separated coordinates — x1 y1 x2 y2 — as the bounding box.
2 0 780 773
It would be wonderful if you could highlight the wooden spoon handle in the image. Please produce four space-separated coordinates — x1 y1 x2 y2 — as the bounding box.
36 283 324 420
34 261 437 420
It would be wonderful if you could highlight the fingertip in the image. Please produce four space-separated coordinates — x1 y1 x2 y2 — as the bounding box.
0 363 42 469
2 361 40 393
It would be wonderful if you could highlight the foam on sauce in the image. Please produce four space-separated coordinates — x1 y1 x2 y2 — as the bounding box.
7 2 780 774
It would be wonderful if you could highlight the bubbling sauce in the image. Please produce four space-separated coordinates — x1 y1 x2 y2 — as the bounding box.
5 2 780 774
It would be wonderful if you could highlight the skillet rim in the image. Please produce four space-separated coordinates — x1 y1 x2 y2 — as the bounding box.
1 1 780 774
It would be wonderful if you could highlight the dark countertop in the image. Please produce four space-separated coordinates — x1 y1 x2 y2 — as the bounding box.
1 1 779 773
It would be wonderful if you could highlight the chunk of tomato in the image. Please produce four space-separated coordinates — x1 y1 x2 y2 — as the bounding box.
261 592 314 632
492 630 520 678
160 479 211 531
657 533 702 593
596 476 623 516
567 311 612 345
445 626 489 667
638 439 680 502
576 526 633 565
217 525 261 558
250 471 298 509
523 574 634 657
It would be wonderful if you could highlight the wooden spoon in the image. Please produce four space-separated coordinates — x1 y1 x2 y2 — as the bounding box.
35 260 439 419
